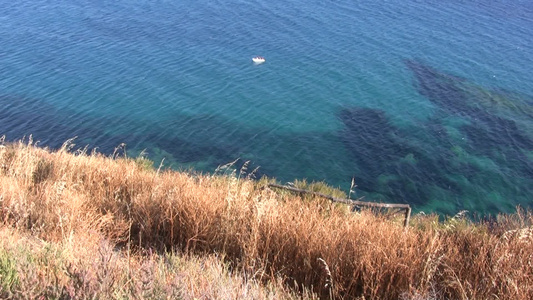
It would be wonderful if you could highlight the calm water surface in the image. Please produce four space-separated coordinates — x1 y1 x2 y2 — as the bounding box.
1 0 532 215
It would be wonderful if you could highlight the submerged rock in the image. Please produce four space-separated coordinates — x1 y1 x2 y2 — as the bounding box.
405 59 533 178
337 107 460 205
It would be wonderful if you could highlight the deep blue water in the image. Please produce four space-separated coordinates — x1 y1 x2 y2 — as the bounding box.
1 0 532 215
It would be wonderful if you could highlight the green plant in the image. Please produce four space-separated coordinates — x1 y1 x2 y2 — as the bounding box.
0 249 18 297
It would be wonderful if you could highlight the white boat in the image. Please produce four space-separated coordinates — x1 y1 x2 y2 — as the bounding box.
252 56 265 64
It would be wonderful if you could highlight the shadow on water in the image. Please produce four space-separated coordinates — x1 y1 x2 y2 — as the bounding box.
0 93 346 187
0 95 110 150
0 95 263 174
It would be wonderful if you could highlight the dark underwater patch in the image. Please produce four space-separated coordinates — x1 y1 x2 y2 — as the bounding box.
0 94 266 176
2 57 532 216
337 107 461 206
0 95 102 149
402 60 533 211
333 60 532 212
405 59 533 177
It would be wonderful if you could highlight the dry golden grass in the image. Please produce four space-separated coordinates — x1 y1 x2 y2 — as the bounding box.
1 138 532 299
0 226 306 299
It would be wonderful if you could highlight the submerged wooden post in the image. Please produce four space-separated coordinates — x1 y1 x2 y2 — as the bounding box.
266 183 412 228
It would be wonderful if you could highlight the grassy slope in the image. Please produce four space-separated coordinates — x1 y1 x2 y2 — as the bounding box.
0 139 532 299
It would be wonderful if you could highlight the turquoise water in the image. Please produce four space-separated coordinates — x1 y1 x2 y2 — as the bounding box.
1 0 532 215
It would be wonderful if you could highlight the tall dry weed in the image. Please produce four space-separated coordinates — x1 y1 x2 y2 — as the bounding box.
0 139 531 299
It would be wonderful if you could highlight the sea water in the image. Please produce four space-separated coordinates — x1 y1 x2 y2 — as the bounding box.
1 0 532 215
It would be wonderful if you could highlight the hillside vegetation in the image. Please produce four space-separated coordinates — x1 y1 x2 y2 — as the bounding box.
0 137 531 299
